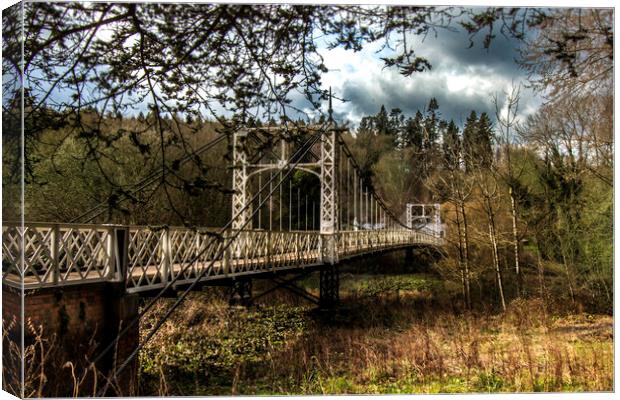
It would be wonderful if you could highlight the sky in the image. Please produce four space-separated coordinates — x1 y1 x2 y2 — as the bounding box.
9 1 547 131
308 14 543 129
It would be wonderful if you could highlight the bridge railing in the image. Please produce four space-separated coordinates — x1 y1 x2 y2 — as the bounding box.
2 222 118 289
3 222 443 292
125 226 226 291
336 229 442 258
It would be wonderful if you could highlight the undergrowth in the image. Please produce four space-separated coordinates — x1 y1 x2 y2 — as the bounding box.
138 274 613 395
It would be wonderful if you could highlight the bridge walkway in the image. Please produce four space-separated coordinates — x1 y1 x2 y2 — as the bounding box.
2 222 443 294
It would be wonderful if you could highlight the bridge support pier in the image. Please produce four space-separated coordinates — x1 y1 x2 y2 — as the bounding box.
229 278 253 307
405 247 414 269
319 265 339 309
1 282 139 397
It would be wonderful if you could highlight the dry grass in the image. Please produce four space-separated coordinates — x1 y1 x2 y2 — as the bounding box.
2 316 56 397
260 298 612 393
2 316 127 397
139 280 613 395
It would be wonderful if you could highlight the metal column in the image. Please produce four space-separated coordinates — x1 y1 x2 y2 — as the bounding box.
320 126 339 264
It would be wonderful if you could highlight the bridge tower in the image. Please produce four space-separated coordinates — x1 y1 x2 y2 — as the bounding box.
319 122 339 264
230 107 341 307
318 92 340 307
232 129 252 231
406 203 442 234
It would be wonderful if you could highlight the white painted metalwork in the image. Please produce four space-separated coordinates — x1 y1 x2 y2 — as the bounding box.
406 203 443 237
3 125 446 294
320 126 339 264
2 222 443 293
232 129 252 231
2 223 117 288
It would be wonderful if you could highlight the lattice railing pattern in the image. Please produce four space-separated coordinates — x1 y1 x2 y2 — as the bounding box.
127 227 166 290
3 222 443 292
2 223 115 287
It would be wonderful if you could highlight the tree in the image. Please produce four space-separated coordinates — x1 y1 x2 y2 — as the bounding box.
493 85 532 297
374 105 390 135
519 89 612 310
462 8 612 100
476 112 494 168
461 111 478 172
474 158 507 312
442 120 460 170
4 3 461 222
388 107 404 144
402 111 424 150
520 9 613 99
423 97 440 150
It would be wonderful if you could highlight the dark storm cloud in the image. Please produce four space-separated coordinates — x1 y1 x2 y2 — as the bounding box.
422 25 523 77
340 71 497 127
290 17 540 128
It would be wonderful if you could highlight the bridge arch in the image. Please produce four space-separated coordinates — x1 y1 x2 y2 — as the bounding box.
247 165 321 180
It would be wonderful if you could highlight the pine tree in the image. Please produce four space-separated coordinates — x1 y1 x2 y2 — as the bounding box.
374 105 390 135
462 110 478 172
358 115 375 135
442 120 460 169
476 112 494 168
403 111 424 150
424 97 440 150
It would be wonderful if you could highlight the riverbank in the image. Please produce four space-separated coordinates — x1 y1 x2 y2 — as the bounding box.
138 272 613 395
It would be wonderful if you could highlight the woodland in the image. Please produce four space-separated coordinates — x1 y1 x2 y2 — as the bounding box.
1 3 613 396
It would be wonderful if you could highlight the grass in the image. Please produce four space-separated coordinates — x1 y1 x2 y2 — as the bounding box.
137 271 613 395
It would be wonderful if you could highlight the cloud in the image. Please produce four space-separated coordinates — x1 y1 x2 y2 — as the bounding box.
305 23 542 129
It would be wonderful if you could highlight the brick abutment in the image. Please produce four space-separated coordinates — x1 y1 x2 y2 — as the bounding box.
2 283 139 397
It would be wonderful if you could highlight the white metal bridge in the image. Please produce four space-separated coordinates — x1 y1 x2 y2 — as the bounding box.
2 121 444 294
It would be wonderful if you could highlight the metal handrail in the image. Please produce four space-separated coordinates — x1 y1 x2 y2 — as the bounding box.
2 222 444 292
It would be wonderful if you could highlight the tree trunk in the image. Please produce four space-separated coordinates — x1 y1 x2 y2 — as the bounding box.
460 199 472 310
453 202 466 298
453 199 471 310
558 239 576 306
509 187 522 297
486 197 506 312
534 242 547 303
534 241 549 324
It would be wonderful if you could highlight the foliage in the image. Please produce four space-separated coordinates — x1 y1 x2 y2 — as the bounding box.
139 292 308 395
138 282 613 395
2 2 465 220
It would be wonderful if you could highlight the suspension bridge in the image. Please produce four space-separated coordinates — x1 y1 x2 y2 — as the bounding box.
3 120 444 300
2 117 444 394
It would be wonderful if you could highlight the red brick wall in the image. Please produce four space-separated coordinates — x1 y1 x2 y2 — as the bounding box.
2 283 139 396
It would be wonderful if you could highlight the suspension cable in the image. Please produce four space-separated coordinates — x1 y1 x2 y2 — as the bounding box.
95 129 323 395
336 132 423 231
73 134 228 223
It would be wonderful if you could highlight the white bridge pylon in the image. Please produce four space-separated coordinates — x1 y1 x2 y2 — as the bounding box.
406 203 443 237
231 123 341 263
231 123 444 265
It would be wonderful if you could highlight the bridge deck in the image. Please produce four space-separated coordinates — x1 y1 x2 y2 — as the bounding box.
2 223 443 294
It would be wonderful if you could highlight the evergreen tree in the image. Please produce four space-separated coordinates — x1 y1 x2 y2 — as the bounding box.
374 105 390 135
476 112 494 168
358 115 374 136
462 111 478 172
403 111 424 150
442 120 460 169
423 97 440 150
